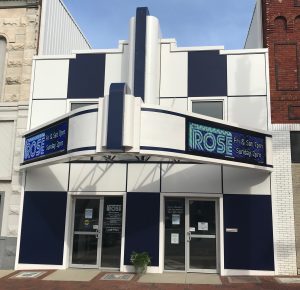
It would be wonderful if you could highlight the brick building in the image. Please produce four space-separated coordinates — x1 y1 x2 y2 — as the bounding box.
246 0 300 275
0 0 90 269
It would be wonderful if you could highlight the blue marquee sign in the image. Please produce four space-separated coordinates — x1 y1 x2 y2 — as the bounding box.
24 119 68 164
187 119 267 166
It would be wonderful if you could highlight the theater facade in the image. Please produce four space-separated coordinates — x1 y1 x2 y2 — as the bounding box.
16 8 275 276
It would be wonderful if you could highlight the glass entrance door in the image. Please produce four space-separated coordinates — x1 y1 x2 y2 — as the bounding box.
187 200 217 273
164 198 218 272
71 198 102 267
71 197 123 268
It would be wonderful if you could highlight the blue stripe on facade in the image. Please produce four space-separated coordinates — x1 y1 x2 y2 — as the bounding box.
223 194 274 271
133 7 149 101
141 107 187 118
68 146 96 154
19 191 67 265
67 54 106 99
124 192 160 266
188 51 227 97
140 146 186 154
106 83 126 151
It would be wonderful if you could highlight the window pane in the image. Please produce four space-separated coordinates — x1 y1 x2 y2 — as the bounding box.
72 234 98 265
189 200 216 270
0 37 7 97
71 103 97 111
101 196 123 268
291 132 300 163
73 199 100 232
192 101 223 119
164 198 185 270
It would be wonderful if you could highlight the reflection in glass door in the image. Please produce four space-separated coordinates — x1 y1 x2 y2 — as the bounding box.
71 197 123 268
187 200 217 272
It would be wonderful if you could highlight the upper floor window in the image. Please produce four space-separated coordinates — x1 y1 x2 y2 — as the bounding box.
189 98 225 120
70 102 98 111
0 36 7 98
291 132 300 163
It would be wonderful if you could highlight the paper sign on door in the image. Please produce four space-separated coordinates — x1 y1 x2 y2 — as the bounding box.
171 233 179 244
198 222 208 231
172 214 180 225
85 208 93 219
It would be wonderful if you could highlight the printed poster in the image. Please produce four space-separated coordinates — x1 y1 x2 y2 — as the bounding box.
85 208 93 219
172 214 180 225
171 233 179 244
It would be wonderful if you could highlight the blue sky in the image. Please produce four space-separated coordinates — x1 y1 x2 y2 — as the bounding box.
63 0 256 50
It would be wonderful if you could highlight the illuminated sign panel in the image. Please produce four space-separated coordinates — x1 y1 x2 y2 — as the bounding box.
23 119 68 164
187 119 266 166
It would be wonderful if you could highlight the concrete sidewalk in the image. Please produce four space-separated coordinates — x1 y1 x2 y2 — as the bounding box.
0 270 300 289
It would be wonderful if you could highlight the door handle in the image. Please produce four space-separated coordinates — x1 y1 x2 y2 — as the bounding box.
187 231 191 242
95 230 101 239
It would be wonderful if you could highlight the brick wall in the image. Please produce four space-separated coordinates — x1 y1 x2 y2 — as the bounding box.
262 0 300 123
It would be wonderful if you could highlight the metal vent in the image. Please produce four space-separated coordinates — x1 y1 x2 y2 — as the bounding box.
100 273 134 281
12 271 45 279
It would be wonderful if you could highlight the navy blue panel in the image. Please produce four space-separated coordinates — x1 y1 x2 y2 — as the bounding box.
188 51 227 97
19 191 67 265
133 7 149 100
124 192 160 266
106 83 126 151
141 107 187 118
67 54 105 99
223 194 274 271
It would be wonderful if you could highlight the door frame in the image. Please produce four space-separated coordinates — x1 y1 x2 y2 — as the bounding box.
67 193 126 270
161 193 222 273
186 198 219 273
69 196 104 269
